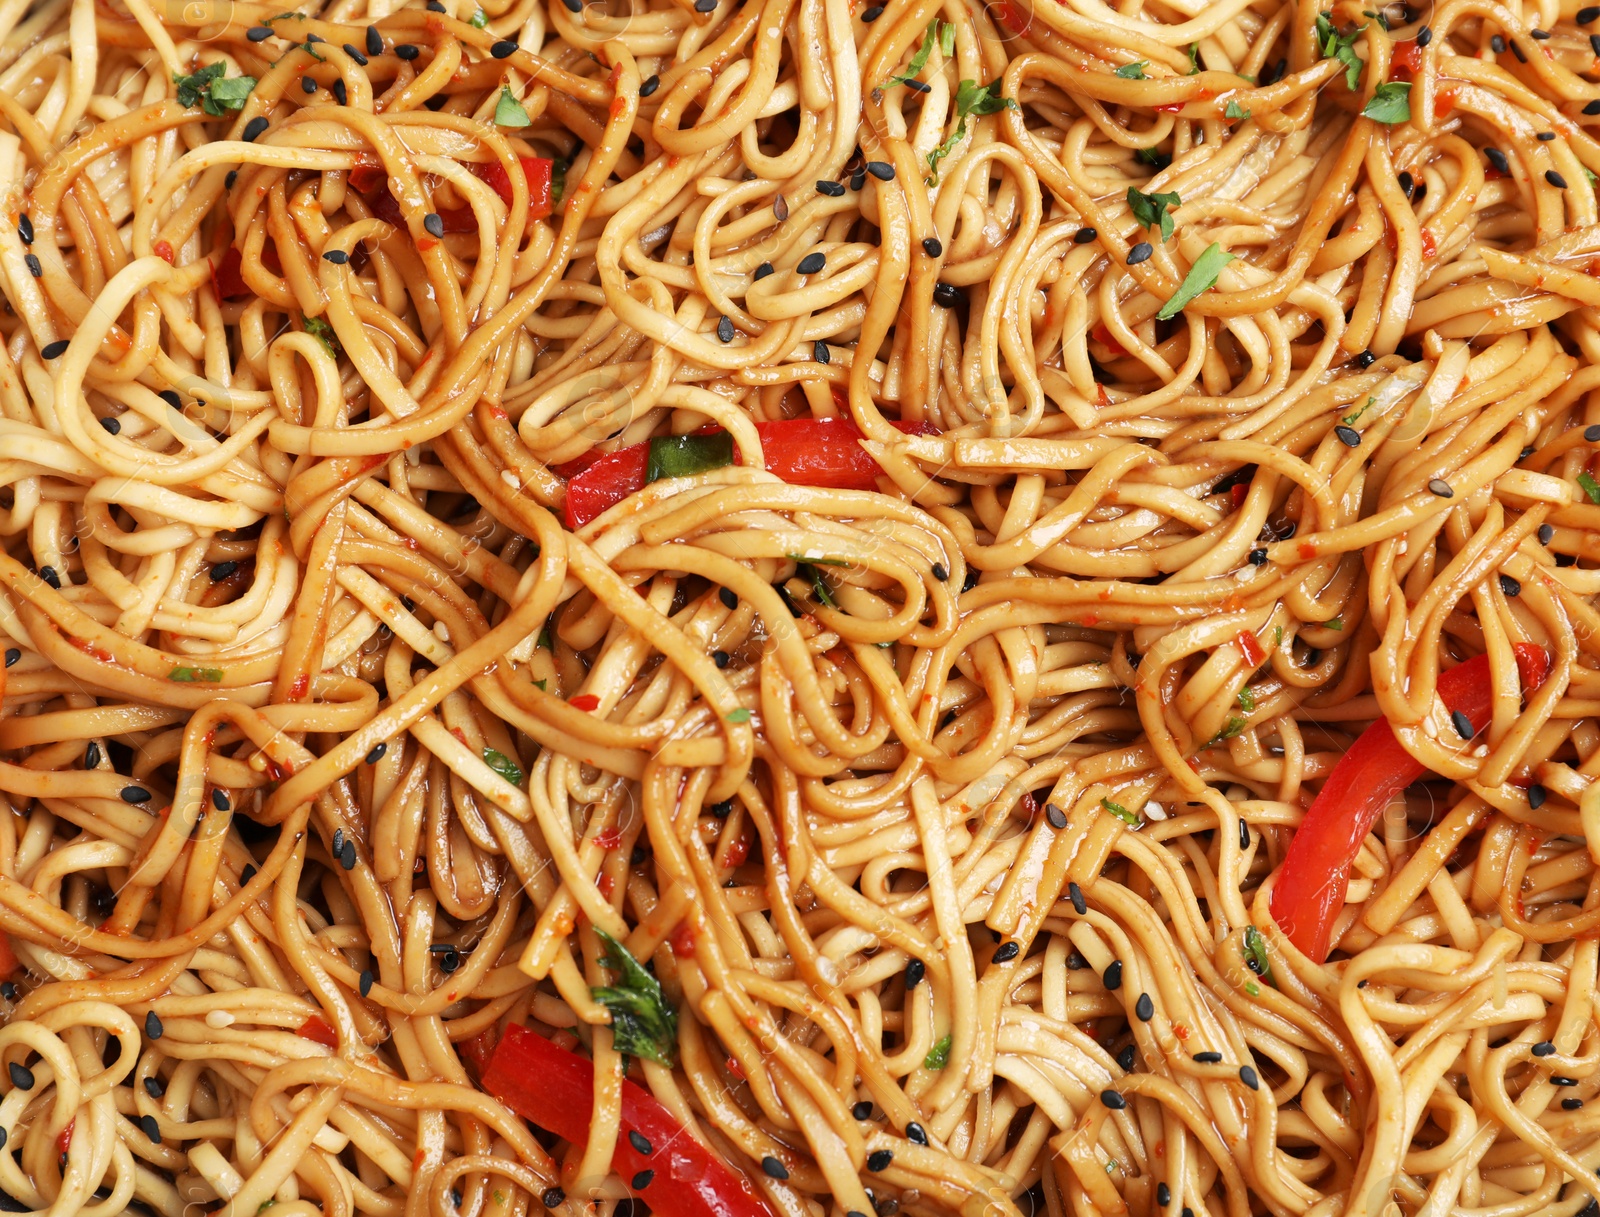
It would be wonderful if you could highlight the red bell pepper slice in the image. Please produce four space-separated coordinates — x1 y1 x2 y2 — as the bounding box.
211 247 251 299
482 1024 774 1217
474 156 554 220
1270 642 1549 962
1389 38 1422 80
356 156 554 234
561 417 937 529
297 1014 339 1047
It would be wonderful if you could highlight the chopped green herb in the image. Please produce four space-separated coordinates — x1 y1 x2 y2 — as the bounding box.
1156 242 1236 320
550 156 570 204
939 20 954 55
884 21 951 89
923 1033 952 1069
788 553 848 566
1274 625 1284 645
926 79 1018 183
482 747 524 786
1343 396 1377 425
1586 167 1598 187
302 314 342 360
1101 797 1141 827
1324 617 1343 630
1136 146 1172 170
1114 61 1147 79
537 623 553 650
265 10 302 19
801 565 837 607
1315 12 1366 90
1242 925 1273 981
1360 8 1389 30
1187 43 1200 74
1578 471 1600 504
533 678 547 692
726 708 753 723
169 666 224 682
1245 980 1260 996
173 63 258 116
494 1192 507 1206
1225 98 1249 120
469 7 488 24
647 432 734 482
1213 716 1246 742
592 929 679 1066
1361 81 1411 124
494 86 530 127
1127 186 1181 241
1236 687 1256 712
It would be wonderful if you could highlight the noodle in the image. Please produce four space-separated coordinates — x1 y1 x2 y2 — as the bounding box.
0 0 1599 1214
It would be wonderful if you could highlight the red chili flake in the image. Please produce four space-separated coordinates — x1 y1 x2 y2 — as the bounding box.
670 922 696 957
1236 630 1265 667
1434 88 1457 119
1421 230 1437 259
56 1119 74 1158
1230 483 1248 509
594 825 623 850
1153 102 1184 113
1173 1022 1190 1041
288 673 309 701
153 240 174 263
1298 541 1317 559
1091 323 1126 356
460 1027 498 1076
297 1014 338 1047
450 726 469 746
1097 383 1112 407
597 872 615 899
1516 645 1551 692
725 1055 745 1079
723 832 751 868
569 693 600 711
1020 791 1039 822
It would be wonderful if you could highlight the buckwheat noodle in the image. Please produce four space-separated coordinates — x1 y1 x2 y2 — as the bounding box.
0 0 1598 1213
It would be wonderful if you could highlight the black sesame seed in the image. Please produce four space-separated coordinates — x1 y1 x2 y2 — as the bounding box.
344 43 368 63
323 249 349 265
1486 147 1511 174
356 968 373 997
1127 241 1153 265
761 1157 788 1179
1547 169 1570 189
208 559 239 582
305 32 323 41
99 416 122 435
1354 348 1376 368
394 43 419 58
862 3 883 17
121 786 150 803
932 282 962 307
634 75 660 101
367 742 387 763
867 1150 893 1171
851 169 866 190
332 828 345 856
1490 34 1505 52
630 1131 653 1155
422 212 445 238
542 1189 566 1208
753 261 774 280
1532 28 1550 39
243 117 269 141
712 650 731 668
921 238 943 259
906 1122 927 1145
905 958 925 988
1587 101 1600 117
1529 784 1547 809
40 338 68 361
1397 171 1414 197
1067 951 1086 969
1417 25 1431 46
720 587 737 609
1335 424 1361 447
340 838 357 869
1240 818 1251 849
331 79 347 105
1451 709 1474 739
717 315 735 343
1193 1051 1222 1063
853 1101 873 1119
25 254 41 278
1582 5 1600 22
993 941 1020 963
1048 804 1069 831
1074 227 1097 244
1427 478 1453 497
1534 1041 1556 1057
1100 1090 1126 1109
693 0 714 11
817 180 846 197
1248 547 1268 565
1565 1097 1586 1109
1540 523 1555 544
1553 1076 1579 1086
775 194 790 220
1538 131 1556 141
16 215 30 244
814 341 830 364
932 562 949 581
4 649 17 668
1510 39 1527 61
301 77 318 94
139 1114 160 1141
797 252 826 274
145 1010 164 1039
1239 1065 1260 1090
247 24 273 39
1135 993 1154 1021
1500 574 1521 596
366 24 383 54
1589 32 1600 53
866 161 895 180
84 740 101 769
240 864 256 884
1104 960 1123 990
39 566 59 589
491 38 517 56
1157 1183 1171 1207
144 1076 164 1099
8 1063 32 1090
